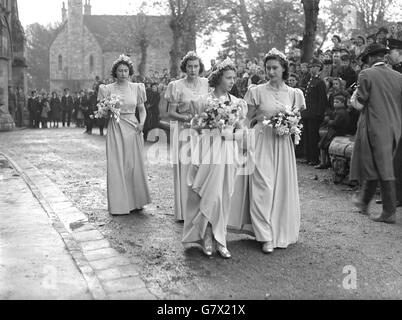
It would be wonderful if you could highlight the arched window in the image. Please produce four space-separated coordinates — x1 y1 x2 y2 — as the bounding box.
89 55 94 72
58 55 63 71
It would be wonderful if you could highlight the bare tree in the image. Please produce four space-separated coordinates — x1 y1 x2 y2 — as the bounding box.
168 0 199 77
301 0 320 63
237 0 259 58
316 0 349 50
352 0 393 33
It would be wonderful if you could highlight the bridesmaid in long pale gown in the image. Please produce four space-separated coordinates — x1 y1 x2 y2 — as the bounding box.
182 59 248 259
98 54 151 215
165 52 209 222
244 49 306 253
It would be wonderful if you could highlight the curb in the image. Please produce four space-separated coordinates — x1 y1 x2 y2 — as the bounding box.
1 151 159 300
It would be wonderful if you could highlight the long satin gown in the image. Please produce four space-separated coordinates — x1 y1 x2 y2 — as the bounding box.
182 93 248 249
98 82 151 215
239 83 306 248
165 77 209 221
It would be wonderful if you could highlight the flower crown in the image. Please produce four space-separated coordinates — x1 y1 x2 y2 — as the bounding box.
216 57 236 71
182 51 201 62
265 48 287 61
112 54 134 69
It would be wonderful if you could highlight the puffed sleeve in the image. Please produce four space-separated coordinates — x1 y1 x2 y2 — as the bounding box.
97 84 107 102
293 88 306 112
164 81 179 103
244 86 259 107
137 83 147 105
234 97 248 118
241 99 248 117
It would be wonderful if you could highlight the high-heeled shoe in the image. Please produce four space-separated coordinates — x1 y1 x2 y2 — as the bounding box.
202 228 213 257
262 242 274 254
217 244 231 259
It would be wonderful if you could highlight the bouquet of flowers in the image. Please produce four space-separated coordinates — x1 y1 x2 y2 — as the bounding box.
263 109 303 145
91 94 122 122
189 96 245 134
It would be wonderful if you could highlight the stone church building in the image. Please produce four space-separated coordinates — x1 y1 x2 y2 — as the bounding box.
50 0 173 92
0 0 27 131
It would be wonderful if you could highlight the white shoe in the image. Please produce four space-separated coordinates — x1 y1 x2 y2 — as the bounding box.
262 242 274 254
217 244 231 259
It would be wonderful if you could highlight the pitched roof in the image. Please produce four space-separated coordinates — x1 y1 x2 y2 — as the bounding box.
83 15 171 52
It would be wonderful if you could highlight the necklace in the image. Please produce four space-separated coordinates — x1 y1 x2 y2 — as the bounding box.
185 77 200 92
212 91 229 101
115 81 129 90
268 81 284 91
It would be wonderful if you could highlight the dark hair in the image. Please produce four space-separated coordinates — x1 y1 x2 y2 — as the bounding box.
264 54 289 80
111 61 134 78
180 56 205 74
208 65 237 88
250 74 261 85
341 55 351 61
369 52 386 62
332 35 341 42
288 73 299 82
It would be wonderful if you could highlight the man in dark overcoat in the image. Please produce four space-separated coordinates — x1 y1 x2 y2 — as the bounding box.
27 90 37 128
384 39 402 207
301 58 330 165
82 90 94 134
351 43 402 224
61 88 74 127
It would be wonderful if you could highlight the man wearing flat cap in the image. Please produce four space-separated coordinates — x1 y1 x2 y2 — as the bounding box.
301 58 329 166
351 43 402 224
380 38 402 208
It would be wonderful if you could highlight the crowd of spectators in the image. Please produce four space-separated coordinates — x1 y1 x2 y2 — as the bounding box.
219 23 402 170
13 22 402 169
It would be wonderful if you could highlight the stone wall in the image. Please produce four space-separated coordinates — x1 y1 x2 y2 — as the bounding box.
50 27 69 90
50 25 102 91
102 52 122 80
144 18 172 75
67 0 84 80
82 25 103 80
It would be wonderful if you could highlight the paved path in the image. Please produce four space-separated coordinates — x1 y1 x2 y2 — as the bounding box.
0 152 157 300
2 128 402 299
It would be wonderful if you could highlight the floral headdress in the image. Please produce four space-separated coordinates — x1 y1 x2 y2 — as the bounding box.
112 54 134 70
182 51 201 62
265 48 287 62
215 57 236 72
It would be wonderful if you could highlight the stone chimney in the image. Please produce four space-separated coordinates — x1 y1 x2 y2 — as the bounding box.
62 2 67 22
67 0 84 80
84 0 92 15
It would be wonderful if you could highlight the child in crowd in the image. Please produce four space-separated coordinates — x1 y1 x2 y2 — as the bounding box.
315 95 352 169
287 73 299 88
328 77 350 110
298 62 310 92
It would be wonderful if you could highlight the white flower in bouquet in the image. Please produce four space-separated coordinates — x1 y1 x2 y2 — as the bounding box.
91 94 122 123
262 108 303 145
189 95 244 134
